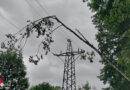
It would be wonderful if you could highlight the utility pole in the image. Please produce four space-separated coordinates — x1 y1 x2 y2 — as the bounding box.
54 39 85 90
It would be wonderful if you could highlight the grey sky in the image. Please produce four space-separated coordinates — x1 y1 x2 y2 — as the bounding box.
0 0 108 90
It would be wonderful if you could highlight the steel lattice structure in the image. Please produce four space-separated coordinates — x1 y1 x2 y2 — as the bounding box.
54 39 85 90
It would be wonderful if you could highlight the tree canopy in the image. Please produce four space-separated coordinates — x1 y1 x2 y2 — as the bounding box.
0 51 29 90
78 81 91 90
86 0 130 89
30 81 94 90
29 82 61 90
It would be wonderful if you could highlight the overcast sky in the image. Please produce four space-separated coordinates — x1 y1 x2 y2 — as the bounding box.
0 0 108 90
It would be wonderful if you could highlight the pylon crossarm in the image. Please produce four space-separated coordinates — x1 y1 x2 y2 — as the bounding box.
74 55 81 62
53 51 85 56
54 39 85 90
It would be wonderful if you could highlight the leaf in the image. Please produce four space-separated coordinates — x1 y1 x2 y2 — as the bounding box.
41 55 43 59
81 54 86 60
88 57 93 63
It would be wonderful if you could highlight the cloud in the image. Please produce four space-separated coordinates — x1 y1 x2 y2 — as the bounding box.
0 0 107 90
0 7 9 18
39 0 64 6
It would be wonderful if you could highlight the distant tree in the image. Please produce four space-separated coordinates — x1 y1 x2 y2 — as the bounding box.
91 86 97 90
30 82 61 90
0 51 29 90
78 81 91 90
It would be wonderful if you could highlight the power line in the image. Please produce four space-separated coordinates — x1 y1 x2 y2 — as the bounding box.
1 12 129 81
0 11 28 36
25 0 41 17
35 0 49 16
59 28 83 49
51 16 130 81
0 14 27 44
0 0 45 43
0 14 20 30
20 37 28 50
1 25 27 43
51 51 64 63
51 25 62 33
13 26 27 36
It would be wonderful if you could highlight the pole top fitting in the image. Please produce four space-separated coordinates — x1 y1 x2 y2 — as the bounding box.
67 39 71 42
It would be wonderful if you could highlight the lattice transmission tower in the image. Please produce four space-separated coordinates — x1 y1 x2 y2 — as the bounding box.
54 39 85 90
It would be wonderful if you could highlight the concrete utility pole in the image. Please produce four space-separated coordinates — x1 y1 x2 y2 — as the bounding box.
54 39 85 90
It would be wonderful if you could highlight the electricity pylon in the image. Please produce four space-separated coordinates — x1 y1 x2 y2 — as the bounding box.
54 39 85 90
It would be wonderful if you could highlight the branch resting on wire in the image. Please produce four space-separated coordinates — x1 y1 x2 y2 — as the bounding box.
1 15 129 81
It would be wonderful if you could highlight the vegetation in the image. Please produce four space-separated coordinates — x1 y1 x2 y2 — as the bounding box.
85 0 130 89
1 0 130 89
30 82 61 90
30 81 94 90
78 81 91 90
0 51 29 90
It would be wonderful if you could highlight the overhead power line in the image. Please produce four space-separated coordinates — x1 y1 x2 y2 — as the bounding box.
58 27 83 49
0 14 19 30
25 0 41 17
35 0 49 16
1 12 129 82
0 14 27 44
0 14 27 43
50 16 130 81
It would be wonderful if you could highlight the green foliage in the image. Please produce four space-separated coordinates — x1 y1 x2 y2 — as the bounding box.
1 17 55 65
0 51 29 90
82 82 91 90
78 81 91 90
86 0 130 89
81 51 95 63
81 54 87 60
83 0 88 2
30 82 61 90
24 18 54 65
118 30 130 78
